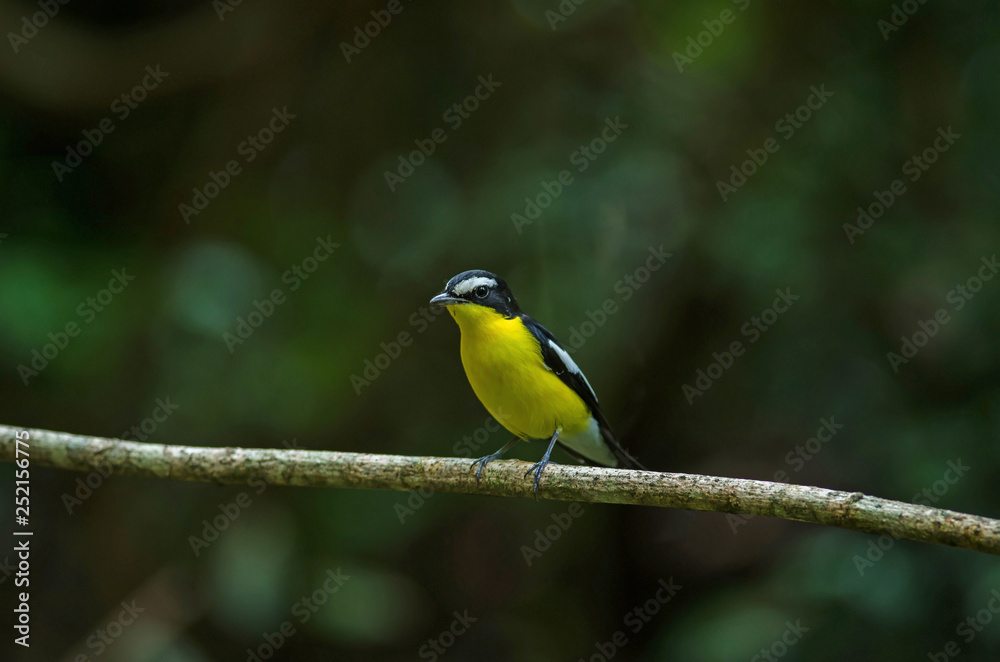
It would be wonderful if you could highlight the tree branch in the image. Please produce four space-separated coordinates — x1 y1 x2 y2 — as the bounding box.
2 424 997 555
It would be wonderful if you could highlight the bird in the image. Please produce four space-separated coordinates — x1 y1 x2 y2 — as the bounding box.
429 269 643 494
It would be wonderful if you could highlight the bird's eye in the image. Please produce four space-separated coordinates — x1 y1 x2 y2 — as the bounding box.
474 285 489 298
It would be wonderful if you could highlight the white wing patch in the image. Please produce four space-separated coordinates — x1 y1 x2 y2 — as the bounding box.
452 276 498 295
547 339 597 403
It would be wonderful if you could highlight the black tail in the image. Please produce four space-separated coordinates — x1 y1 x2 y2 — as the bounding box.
600 423 646 470
590 406 645 469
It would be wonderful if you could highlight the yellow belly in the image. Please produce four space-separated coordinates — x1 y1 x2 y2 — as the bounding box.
450 304 591 440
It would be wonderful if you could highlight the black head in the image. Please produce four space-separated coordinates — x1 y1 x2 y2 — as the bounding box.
429 270 520 317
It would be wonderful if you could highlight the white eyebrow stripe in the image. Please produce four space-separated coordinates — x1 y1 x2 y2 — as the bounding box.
452 276 498 295
548 339 597 402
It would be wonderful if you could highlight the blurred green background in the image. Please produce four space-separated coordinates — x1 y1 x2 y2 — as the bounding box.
1 0 999 660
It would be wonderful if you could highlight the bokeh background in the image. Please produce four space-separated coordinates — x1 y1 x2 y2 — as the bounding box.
2 0 999 660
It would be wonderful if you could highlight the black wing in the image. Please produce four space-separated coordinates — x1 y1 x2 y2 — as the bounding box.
520 314 645 469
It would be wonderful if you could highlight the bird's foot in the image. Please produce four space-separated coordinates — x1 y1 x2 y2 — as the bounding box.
468 437 520 485
523 457 551 497
470 451 505 484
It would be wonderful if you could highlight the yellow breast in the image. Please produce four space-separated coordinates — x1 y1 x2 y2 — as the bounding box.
448 304 591 440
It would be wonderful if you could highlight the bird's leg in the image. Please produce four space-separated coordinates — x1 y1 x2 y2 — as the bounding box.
470 437 520 484
524 429 560 497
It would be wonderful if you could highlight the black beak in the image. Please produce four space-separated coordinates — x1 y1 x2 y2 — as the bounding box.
429 292 465 307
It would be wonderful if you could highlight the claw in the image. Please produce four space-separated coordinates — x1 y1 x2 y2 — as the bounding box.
524 459 550 497
470 454 500 484
468 437 520 486
524 429 560 498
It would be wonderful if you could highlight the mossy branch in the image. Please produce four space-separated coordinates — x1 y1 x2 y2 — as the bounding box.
1 424 997 555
